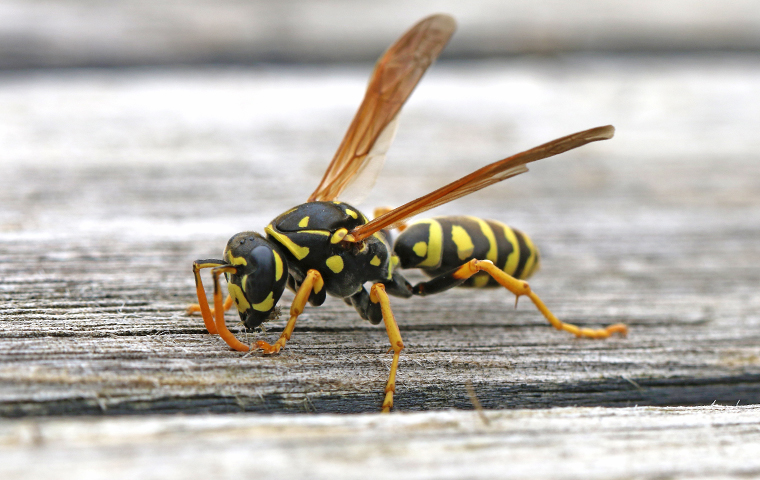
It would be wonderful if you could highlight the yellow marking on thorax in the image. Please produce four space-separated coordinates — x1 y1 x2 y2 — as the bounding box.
370 255 381 266
331 228 349 244
265 225 309 260
412 241 427 258
298 216 310 228
451 225 474 261
345 209 358 219
414 219 443 268
252 291 274 312
227 283 251 312
470 217 498 263
273 250 283 281
502 225 520 276
299 229 330 236
326 255 344 273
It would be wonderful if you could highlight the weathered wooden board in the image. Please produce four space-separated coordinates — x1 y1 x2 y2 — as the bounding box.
2 53 760 478
2 56 760 418
1 51 760 439
1 406 759 480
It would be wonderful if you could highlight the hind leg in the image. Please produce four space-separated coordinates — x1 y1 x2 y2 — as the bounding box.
412 259 627 339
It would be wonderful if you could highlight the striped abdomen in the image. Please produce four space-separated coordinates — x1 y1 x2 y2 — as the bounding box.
393 216 540 287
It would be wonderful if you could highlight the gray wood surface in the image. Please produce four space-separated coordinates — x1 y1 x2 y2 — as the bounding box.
1 55 760 477
1 406 759 480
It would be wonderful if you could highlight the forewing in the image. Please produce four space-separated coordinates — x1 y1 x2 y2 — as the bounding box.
307 14 456 203
348 125 616 242
337 113 399 205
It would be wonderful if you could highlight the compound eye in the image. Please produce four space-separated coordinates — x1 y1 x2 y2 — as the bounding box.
250 245 277 276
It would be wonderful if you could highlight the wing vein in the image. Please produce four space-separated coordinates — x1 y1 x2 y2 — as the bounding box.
308 14 456 203
348 125 616 241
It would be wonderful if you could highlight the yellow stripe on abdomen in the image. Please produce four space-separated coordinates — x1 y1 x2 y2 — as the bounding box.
469 216 498 263
414 219 443 268
501 225 520 276
450 225 474 260
520 232 540 279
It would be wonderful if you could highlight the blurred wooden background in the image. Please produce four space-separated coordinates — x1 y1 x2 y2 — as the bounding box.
3 0 760 68
1 1 760 479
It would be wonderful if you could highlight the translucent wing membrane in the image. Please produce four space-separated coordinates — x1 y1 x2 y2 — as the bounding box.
337 113 400 205
348 125 616 242
308 14 456 203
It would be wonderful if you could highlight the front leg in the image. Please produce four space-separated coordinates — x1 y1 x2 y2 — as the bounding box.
210 265 249 351
190 259 228 335
186 294 233 322
413 259 627 339
255 269 324 354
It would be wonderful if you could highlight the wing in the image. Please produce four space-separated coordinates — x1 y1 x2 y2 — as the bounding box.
336 112 400 205
307 14 456 203
347 125 616 242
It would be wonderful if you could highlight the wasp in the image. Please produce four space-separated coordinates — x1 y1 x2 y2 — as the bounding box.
188 14 627 412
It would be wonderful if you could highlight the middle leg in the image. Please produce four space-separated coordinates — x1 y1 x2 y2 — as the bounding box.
369 283 405 413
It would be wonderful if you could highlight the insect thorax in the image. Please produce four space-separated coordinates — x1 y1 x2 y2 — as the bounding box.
265 201 396 298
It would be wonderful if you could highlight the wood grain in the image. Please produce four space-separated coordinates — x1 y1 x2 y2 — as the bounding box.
0 406 759 480
1 56 760 477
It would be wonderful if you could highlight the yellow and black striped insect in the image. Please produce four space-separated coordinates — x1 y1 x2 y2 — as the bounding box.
189 14 627 412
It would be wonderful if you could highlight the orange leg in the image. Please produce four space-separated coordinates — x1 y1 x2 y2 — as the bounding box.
255 269 324 355
452 259 628 339
208 266 250 351
191 261 229 335
187 295 233 318
370 283 404 413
